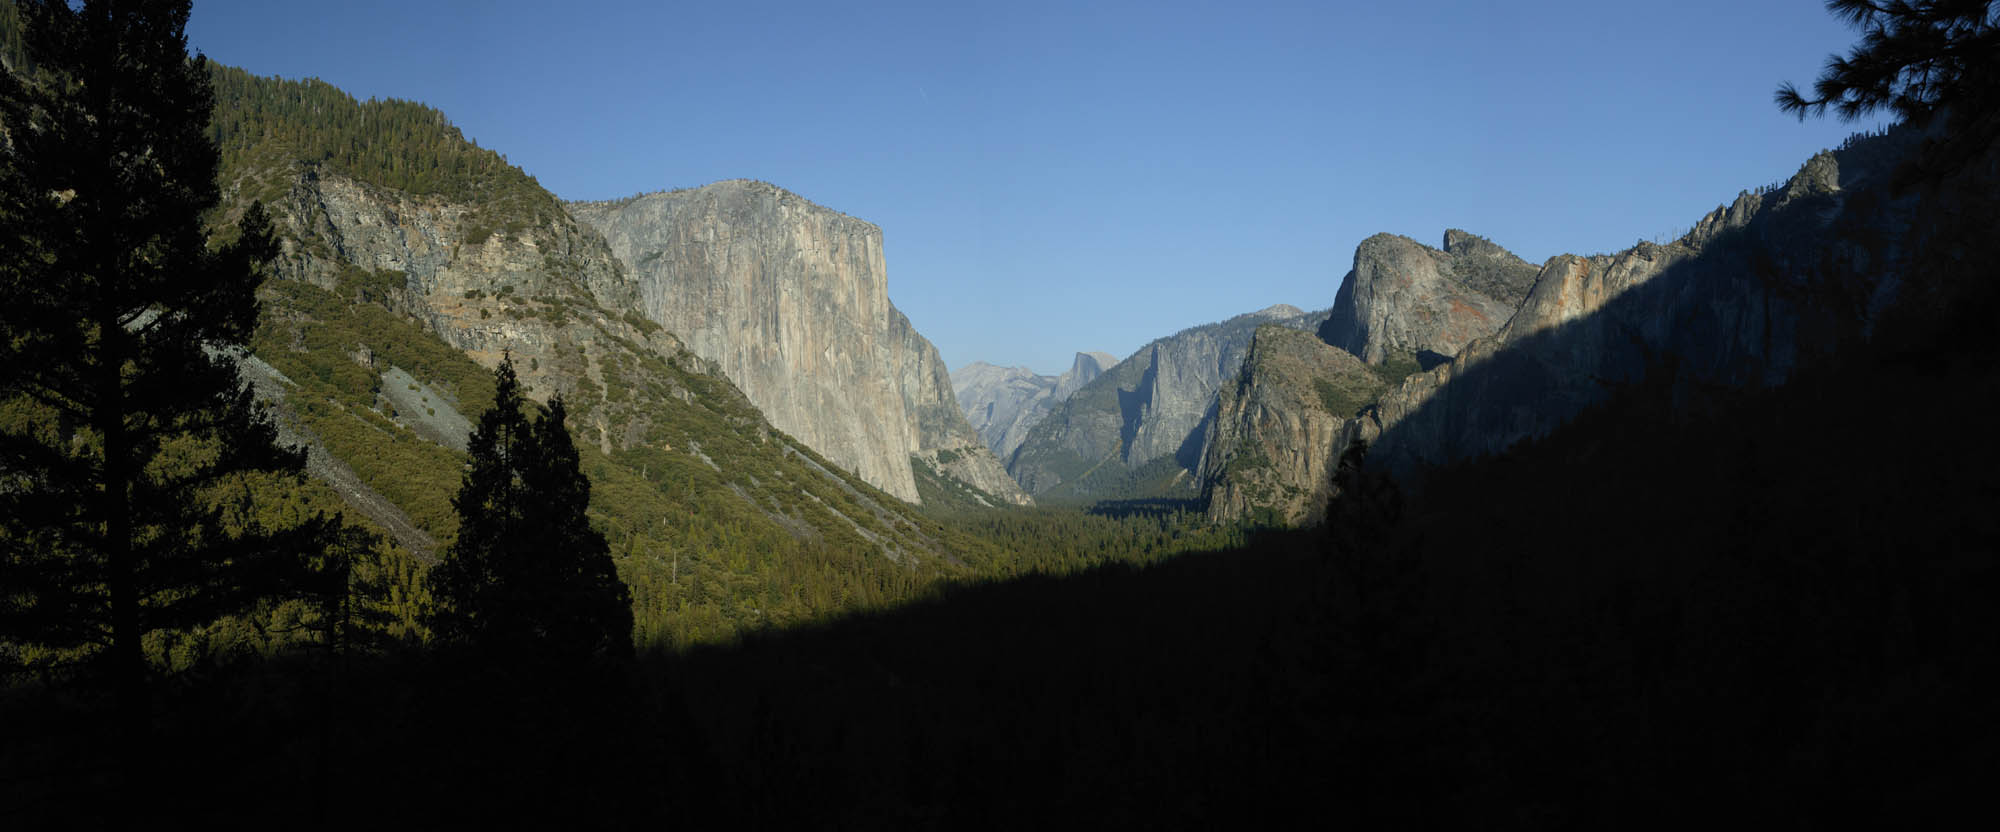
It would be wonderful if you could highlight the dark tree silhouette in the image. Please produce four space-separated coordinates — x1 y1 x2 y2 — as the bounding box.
426 356 633 659
1776 0 1999 125
0 0 326 742
1319 439 1436 820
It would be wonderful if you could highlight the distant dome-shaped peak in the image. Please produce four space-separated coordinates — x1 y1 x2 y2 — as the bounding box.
1254 303 1304 318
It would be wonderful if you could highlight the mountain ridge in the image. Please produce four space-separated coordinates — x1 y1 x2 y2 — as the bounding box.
180 61 1067 646
1201 121 1953 523
952 351 1116 461
1005 304 1329 500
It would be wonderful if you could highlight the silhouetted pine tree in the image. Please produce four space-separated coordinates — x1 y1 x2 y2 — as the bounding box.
0 0 329 743
524 396 634 657
1320 439 1436 819
426 357 632 659
1777 0 2000 175
1775 0 1998 125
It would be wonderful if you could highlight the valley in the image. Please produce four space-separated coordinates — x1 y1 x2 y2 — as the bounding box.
3 0 1996 825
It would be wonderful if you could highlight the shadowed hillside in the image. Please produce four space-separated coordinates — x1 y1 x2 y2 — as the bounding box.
3 2 1995 826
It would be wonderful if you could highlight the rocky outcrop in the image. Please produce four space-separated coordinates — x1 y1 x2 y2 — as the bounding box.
568 181 1029 505
1355 128 1932 480
891 310 1034 504
260 166 704 453
1053 351 1116 401
273 169 637 333
953 351 1115 461
1197 326 1384 525
1007 304 1328 498
954 363 1049 455
247 163 984 570
1201 129 1955 523
1319 229 1539 365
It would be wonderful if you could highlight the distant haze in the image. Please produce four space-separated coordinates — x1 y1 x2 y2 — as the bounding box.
188 0 1879 375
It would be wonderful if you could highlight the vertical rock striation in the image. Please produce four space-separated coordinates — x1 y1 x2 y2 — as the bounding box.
1007 304 1328 499
1054 351 1117 401
568 180 1029 505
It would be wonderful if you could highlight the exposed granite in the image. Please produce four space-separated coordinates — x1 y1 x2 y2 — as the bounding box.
953 350 1115 461
1007 304 1329 497
1355 130 1934 480
1197 325 1383 525
1319 229 1538 365
261 167 703 458
568 181 1029 505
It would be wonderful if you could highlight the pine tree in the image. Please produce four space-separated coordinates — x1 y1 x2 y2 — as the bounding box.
524 396 635 658
0 0 328 753
426 356 632 659
1775 0 1998 125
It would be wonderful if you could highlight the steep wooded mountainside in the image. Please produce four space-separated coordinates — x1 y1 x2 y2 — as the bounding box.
1006 304 1328 501
1195 325 1386 525
1189 227 1532 525
568 183 1029 507
952 351 1116 460
198 66 1049 646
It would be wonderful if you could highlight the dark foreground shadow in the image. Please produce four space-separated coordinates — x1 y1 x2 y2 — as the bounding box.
7 338 1996 830
5 128 1998 832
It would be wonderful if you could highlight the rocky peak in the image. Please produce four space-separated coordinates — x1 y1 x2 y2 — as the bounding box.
1322 230 1538 365
1783 150 1842 202
954 350 1118 464
1006 304 1329 498
569 181 1028 505
1442 228 1506 259
1053 351 1117 401
1355 125 1939 481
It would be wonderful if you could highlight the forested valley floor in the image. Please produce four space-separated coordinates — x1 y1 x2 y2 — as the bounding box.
7 286 1994 827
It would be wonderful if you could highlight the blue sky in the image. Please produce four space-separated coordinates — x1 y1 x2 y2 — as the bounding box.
188 0 1879 376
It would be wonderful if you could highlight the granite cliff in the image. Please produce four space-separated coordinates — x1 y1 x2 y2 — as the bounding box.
1203 125 1944 529
568 182 1029 506
224 157 1013 649
254 164 700 462
1319 229 1539 367
953 351 1116 460
1196 325 1385 525
1006 304 1328 499
1355 130 1938 480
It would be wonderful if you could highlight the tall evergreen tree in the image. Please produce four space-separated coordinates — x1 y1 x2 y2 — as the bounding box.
0 0 325 741
426 356 632 659
523 396 634 658
1775 0 1998 125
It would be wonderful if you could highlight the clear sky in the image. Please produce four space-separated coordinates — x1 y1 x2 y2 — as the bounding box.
186 0 1879 376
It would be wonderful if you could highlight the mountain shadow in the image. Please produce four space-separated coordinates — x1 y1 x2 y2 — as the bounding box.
1361 123 1939 486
